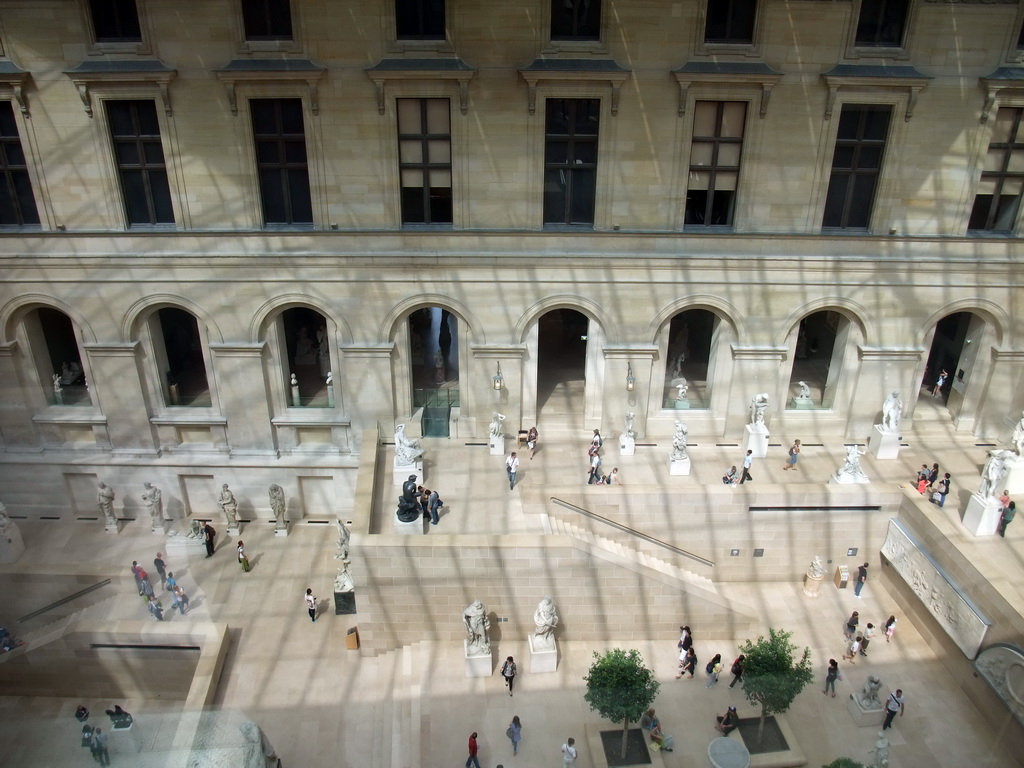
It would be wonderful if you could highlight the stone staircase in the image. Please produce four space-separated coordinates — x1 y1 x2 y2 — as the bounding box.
370 640 429 768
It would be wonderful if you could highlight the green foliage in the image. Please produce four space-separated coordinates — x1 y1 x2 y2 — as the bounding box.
583 648 661 758
822 759 867 768
738 627 814 721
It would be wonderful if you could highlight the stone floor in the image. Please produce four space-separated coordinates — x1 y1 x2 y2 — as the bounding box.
0 392 1022 767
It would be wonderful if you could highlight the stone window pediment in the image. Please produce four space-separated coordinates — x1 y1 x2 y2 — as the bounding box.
980 68 1024 124
64 59 176 118
215 58 326 116
365 57 476 115
518 58 630 116
0 60 31 116
671 61 782 118
822 64 931 121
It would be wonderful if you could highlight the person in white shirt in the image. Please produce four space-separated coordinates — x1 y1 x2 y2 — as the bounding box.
562 737 578 765
506 452 520 490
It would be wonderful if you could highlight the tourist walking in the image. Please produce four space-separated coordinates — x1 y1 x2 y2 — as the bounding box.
677 647 697 679
203 522 216 557
140 575 155 600
305 588 317 622
884 615 897 643
705 653 723 688
148 595 164 621
590 429 602 453
172 584 189 615
561 737 578 765
527 426 538 459
845 611 860 640
882 689 906 730
507 716 522 756
506 452 519 490
466 731 481 768
1000 500 1017 537
861 623 875 656
823 658 840 697
501 655 517 696
783 440 801 470
588 448 602 484
165 571 176 592
740 450 753 484
842 635 862 663
237 540 250 572
91 727 110 766
153 552 167 588
854 562 868 598
934 473 951 507
728 654 745 688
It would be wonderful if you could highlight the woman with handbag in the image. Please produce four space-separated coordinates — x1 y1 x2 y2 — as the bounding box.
506 715 522 756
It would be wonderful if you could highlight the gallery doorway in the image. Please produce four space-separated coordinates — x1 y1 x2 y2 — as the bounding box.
536 309 589 430
408 307 459 436
918 312 986 422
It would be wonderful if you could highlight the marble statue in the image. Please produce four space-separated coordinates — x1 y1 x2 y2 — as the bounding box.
463 599 491 656
807 555 827 580
335 518 351 563
396 475 421 523
837 445 868 480
624 411 635 439
670 352 685 380
218 484 239 525
674 378 689 401
240 721 280 768
326 370 333 387
268 484 286 528
489 412 506 438
533 596 559 648
979 449 1015 499
1012 410 1024 457
870 731 890 768
317 325 330 378
880 391 902 434
141 483 162 525
290 373 297 387
797 381 811 400
670 420 689 461
750 393 769 426
394 424 424 464
858 675 883 709
97 482 116 525
52 374 63 404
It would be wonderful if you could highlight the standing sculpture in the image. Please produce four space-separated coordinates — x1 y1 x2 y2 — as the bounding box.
670 420 689 461
750 393 769 426
141 483 163 525
624 411 635 439
880 391 902 434
97 482 116 525
858 675 884 709
489 412 506 438
1012 410 1024 457
979 449 1015 499
463 599 491 655
837 445 868 481
218 484 239 525
394 424 424 464
396 475 421 523
808 555 827 580
533 596 559 649
268 484 286 529
335 518 351 564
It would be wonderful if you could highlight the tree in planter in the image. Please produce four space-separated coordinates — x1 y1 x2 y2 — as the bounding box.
822 759 867 768
737 627 814 744
583 648 661 761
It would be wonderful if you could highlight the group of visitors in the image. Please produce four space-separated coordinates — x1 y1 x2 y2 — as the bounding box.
583 429 623 486
465 726 574 766
414 484 444 526
998 489 1017 537
670 624 745 745
131 553 189 620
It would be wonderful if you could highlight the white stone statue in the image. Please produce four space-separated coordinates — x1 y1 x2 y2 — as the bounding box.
97 482 116 525
979 449 1015 499
52 373 63 404
290 373 298 386
670 352 685 379
394 424 424 464
807 555 826 580
1012 410 1024 457
489 412 506 438
750 393 769 426
533 596 559 649
858 676 884 709
670 420 689 461
797 381 811 400
141 483 162 524
239 721 280 768
880 391 902 434
624 411 635 439
218 483 238 525
463 599 490 656
870 731 890 768
837 445 867 480
268 484 286 529
335 518 351 563
674 377 689 401
326 370 333 386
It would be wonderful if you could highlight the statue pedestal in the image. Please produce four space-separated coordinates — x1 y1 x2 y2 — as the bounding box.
868 425 900 460
489 434 505 456
620 435 635 456
1002 455 1024 494
394 516 424 535
790 396 815 410
745 424 769 458
226 524 240 537
394 460 424 487
150 521 167 536
464 641 492 678
846 694 885 727
165 531 204 556
104 519 123 534
830 472 869 485
333 573 356 615
962 493 1001 536
669 456 691 476
674 398 691 409
528 634 558 673
803 572 824 598
274 525 289 537
0 523 25 563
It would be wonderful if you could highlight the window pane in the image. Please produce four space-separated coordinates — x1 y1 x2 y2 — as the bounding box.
543 169 567 222
693 102 717 136
855 0 908 47
121 170 147 222
242 0 293 40
401 168 424 187
718 144 741 166
685 190 709 224
848 174 877 228
150 170 174 223
284 140 308 164
251 101 277 133
544 99 599 225
993 194 1021 230
400 139 423 164
401 187 426 222
573 141 598 165
551 0 602 41
256 141 280 164
288 170 313 223
12 172 39 225
1007 151 1024 174
709 189 735 224
425 99 450 133
397 99 421 131
690 143 714 167
968 195 992 230
428 169 452 187
858 146 883 170
720 102 747 137
254 99 311 225
395 0 445 39
716 172 738 192
822 175 849 228
260 170 287 222
90 0 142 42
862 108 891 140
982 149 1005 173
143 142 164 164
279 101 305 134
4 142 25 166
545 140 569 165
688 170 711 189
569 169 596 223
705 0 756 44
426 139 450 163
428 187 453 223
395 98 452 225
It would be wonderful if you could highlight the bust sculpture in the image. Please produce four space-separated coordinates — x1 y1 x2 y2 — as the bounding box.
880 391 902 434
670 420 689 461
218 484 238 524
858 675 883 709
463 599 491 656
396 475 421 523
837 445 867 480
268 484 286 528
97 482 116 525
979 449 1014 499
141 483 162 525
394 424 424 465
807 555 827 580
750 393 769 426
533 596 559 649
489 412 506 438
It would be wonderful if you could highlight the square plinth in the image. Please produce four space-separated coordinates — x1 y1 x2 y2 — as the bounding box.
489 435 505 455
620 437 635 456
465 643 492 677
274 526 289 537
528 634 558 673
745 425 769 458
847 694 886 727
394 516 424 535
669 457 691 475
962 493 1001 536
869 425 901 460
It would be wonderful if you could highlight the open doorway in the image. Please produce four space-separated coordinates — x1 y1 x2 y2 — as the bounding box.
537 309 588 427
149 307 211 407
23 307 91 406
280 307 331 407
409 307 459 436
919 312 986 420
663 309 717 409
786 311 850 409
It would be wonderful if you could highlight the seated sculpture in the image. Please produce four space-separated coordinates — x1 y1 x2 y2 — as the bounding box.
396 475 421 523
394 424 424 464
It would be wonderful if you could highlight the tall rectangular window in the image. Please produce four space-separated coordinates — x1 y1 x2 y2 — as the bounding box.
686 101 746 227
705 0 756 45
88 0 142 42
397 99 452 225
0 102 39 227
251 98 312 226
544 98 599 226
855 0 909 47
822 105 891 230
241 0 293 41
968 107 1024 233
106 100 174 226
395 0 445 40
551 0 601 41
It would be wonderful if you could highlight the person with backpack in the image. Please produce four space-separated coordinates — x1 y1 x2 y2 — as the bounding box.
783 439 801 471
705 653 723 688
